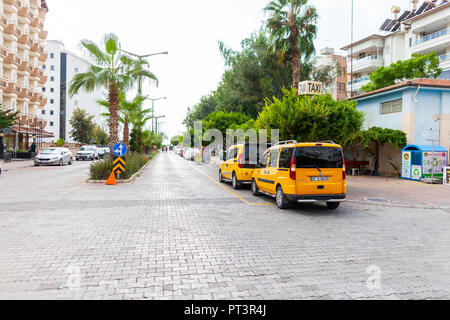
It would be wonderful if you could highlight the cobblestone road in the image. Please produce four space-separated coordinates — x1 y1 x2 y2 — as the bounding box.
0 153 449 300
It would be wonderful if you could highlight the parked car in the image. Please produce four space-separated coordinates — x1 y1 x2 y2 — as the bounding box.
219 143 268 189
35 148 73 166
0 161 3 176
98 147 110 158
251 141 346 210
76 146 99 161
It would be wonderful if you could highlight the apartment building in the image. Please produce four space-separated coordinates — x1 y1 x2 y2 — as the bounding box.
40 40 106 143
313 47 347 100
0 0 50 150
342 0 450 97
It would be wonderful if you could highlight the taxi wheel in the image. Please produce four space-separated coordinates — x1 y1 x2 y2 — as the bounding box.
219 170 225 183
251 179 260 196
232 173 241 189
326 202 340 210
276 186 291 210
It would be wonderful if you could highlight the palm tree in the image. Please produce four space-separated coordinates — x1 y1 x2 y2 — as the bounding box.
98 92 147 148
265 0 318 90
125 57 159 95
69 34 133 154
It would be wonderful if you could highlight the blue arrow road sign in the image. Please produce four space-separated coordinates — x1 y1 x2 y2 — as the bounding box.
113 143 127 157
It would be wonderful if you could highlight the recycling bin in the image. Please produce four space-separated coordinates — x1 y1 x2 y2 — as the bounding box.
401 145 449 181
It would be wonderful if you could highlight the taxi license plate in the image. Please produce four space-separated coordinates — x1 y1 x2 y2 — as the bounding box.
311 176 329 182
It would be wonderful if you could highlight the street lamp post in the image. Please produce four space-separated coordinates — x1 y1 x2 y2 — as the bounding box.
149 98 167 133
119 50 168 95
154 116 166 134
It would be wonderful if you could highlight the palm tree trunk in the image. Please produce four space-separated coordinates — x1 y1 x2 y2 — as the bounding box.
108 83 120 157
290 27 301 91
123 119 129 149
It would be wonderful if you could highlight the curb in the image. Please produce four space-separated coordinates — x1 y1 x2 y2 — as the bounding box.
347 199 450 210
86 159 152 184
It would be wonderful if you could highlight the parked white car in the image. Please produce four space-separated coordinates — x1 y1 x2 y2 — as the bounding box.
76 146 99 161
35 148 73 166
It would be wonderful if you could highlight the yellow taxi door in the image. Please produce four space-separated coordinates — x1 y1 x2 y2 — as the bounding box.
265 148 280 195
256 150 270 192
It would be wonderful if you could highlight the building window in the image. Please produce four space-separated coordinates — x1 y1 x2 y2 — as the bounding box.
50 76 54 81
50 99 54 104
42 87 46 92
50 121 54 126
50 110 54 115
43 65 46 70
74 100 78 106
50 88 54 93
50 53 54 59
42 110 45 115
50 65 55 71
74 67 79 73
381 99 402 115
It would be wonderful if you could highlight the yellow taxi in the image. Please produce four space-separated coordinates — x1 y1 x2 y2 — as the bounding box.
251 141 346 209
219 143 265 189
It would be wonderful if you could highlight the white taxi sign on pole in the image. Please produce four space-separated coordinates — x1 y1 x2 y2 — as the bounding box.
298 81 323 95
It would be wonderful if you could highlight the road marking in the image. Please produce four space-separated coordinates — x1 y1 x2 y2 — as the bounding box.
189 163 272 206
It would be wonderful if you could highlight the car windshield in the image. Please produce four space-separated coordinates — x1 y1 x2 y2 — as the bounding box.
40 149 59 155
80 147 93 151
295 147 343 169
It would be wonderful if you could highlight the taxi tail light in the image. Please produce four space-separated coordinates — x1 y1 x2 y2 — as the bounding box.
290 157 296 180
238 153 243 169
342 150 346 180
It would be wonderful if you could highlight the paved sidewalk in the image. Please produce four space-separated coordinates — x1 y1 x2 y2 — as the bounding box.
206 156 450 209
347 176 450 208
0 160 34 172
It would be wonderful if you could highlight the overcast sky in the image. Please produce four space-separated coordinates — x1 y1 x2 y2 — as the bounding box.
45 0 415 139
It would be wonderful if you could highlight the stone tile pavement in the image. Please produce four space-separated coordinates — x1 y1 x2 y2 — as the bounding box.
0 153 449 300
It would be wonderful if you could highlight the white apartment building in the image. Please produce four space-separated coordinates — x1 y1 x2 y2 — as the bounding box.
314 47 348 100
40 40 106 143
342 0 450 97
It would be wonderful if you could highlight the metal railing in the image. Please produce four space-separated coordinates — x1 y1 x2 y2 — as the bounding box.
412 28 450 46
348 76 370 86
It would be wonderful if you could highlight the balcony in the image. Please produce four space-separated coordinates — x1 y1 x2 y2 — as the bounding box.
4 0 21 13
0 14 7 28
38 30 47 40
4 22 21 40
30 0 40 10
5 82 21 95
348 55 384 74
30 17 43 30
18 7 31 24
411 28 450 54
439 53 450 71
18 34 33 48
0 78 8 89
0 47 8 58
38 52 47 62
347 76 370 91
4 52 21 66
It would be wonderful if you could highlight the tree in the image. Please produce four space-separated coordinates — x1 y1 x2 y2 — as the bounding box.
55 138 65 147
69 108 95 144
69 34 156 155
255 87 364 146
203 111 253 137
92 126 109 145
129 106 152 153
98 92 147 148
0 106 18 129
183 94 217 130
265 0 318 90
350 127 407 172
171 135 181 146
362 52 442 92
143 130 163 153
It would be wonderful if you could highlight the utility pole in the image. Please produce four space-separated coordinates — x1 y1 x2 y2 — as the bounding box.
350 0 354 97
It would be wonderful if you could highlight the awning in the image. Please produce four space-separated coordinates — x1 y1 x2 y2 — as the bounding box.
10 126 54 138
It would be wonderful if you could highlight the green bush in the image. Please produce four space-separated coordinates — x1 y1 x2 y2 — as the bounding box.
56 138 65 147
89 152 150 180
